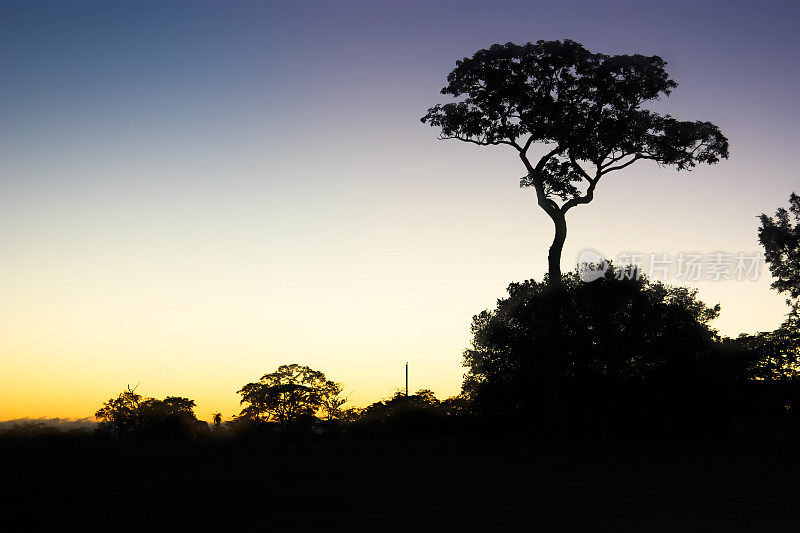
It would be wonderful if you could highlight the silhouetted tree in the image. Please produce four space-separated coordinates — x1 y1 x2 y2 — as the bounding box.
748 192 800 376
94 385 141 436
461 266 737 416
237 364 343 429
411 389 439 407
212 412 223 426
422 40 728 287
759 192 800 316
318 380 347 421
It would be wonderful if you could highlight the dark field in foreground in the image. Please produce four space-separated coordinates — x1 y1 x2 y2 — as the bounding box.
2 434 799 532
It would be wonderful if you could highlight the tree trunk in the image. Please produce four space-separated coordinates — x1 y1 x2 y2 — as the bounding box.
545 210 567 436
547 211 567 288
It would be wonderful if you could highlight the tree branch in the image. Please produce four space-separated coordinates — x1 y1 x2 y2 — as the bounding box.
439 134 520 149
561 176 599 213
568 154 594 183
520 146 563 217
602 153 643 174
522 135 536 153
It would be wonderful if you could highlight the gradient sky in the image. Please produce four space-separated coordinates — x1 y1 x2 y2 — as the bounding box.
1 0 798 421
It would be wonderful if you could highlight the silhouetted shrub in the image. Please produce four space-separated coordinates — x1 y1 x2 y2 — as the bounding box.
461 266 774 437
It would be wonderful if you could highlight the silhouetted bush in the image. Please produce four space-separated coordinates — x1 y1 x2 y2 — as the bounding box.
460 266 781 437
346 390 471 437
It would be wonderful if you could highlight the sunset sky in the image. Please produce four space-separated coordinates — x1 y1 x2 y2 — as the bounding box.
2 0 798 422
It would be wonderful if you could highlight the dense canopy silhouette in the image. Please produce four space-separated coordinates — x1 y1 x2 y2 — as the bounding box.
759 192 800 316
237 363 345 429
737 193 800 378
95 387 201 439
461 266 763 416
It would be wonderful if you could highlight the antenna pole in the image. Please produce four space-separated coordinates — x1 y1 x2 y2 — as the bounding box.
405 362 408 397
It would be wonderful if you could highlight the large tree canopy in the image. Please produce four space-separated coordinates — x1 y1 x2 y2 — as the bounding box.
237 363 346 428
422 40 729 284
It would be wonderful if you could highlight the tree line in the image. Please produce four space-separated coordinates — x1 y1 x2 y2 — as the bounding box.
93 366 468 440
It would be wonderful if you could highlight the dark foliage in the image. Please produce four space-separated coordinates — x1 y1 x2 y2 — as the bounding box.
95 387 204 441
461 266 783 427
355 389 449 434
759 192 800 314
719 192 800 380
236 363 345 429
422 40 728 168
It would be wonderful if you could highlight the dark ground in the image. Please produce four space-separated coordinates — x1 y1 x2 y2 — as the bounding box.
2 433 798 532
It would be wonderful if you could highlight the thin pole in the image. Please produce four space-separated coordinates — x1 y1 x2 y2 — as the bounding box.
405 362 408 397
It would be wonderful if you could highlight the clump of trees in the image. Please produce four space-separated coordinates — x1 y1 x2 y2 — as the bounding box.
467 266 718 379
95 386 204 440
358 389 439 429
463 266 726 414
342 389 467 435
459 262 800 435
233 365 469 436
